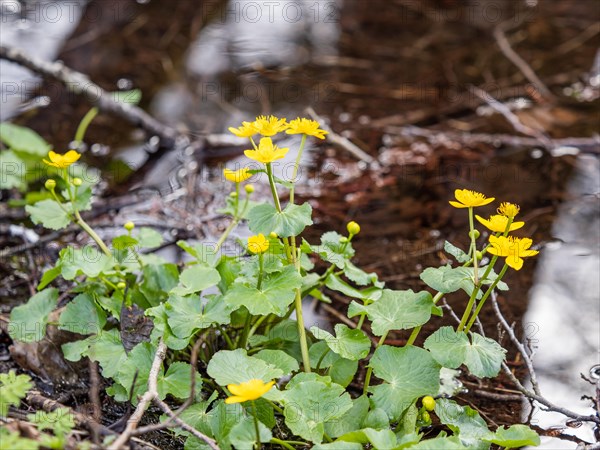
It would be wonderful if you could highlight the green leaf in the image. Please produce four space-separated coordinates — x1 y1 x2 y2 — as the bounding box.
424 326 469 369
146 303 190 350
326 274 383 302
61 337 93 362
140 263 179 306
158 362 202 400
166 294 232 339
420 266 508 300
330 357 358 388
58 293 106 336
0 371 33 417
171 265 221 296
0 122 50 156
313 443 363 450
224 266 302 317
485 425 540 447
362 407 390 430
59 246 114 279
324 395 370 438
407 436 470 449
208 401 243 450
229 417 272 450
281 378 353 443
9 288 58 342
368 345 440 421
26 199 71 230
435 398 492 448
136 227 163 248
248 202 313 237
112 342 155 403
307 231 355 269
464 332 506 378
207 349 283 386
310 324 371 361
357 289 434 336
444 241 470 263
337 428 398 449
344 261 383 287
254 349 299 375
82 329 127 378
0 150 26 189
111 89 142 105
30 407 74 435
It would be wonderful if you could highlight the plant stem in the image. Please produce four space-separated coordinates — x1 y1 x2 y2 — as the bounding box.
468 207 479 285
251 400 261 449
215 219 239 253
247 314 269 341
270 438 295 450
464 264 509 333
74 107 99 145
289 134 307 205
257 253 264 290
74 211 112 257
363 331 388 395
316 347 331 371
405 292 443 346
457 284 480 332
266 163 283 213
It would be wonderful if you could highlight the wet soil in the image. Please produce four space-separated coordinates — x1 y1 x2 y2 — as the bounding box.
1 0 599 448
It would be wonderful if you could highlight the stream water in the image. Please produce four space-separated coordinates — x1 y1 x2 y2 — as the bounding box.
1 0 599 448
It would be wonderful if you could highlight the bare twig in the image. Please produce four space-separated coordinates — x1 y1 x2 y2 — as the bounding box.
491 295 600 425
305 107 377 165
493 24 556 101
468 85 555 150
0 45 204 159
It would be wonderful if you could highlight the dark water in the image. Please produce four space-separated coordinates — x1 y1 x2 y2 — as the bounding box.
1 0 599 447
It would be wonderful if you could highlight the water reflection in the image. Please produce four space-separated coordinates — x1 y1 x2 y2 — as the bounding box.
525 153 600 448
0 0 87 120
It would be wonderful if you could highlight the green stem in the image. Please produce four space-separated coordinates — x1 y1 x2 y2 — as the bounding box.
270 439 296 450
464 264 509 333
356 313 366 331
218 326 235 350
74 211 112 257
293 288 311 373
215 219 240 252
316 347 331 371
74 107 99 145
247 314 269 340
405 292 443 346
289 134 307 205
457 283 480 332
251 400 261 449
257 253 264 290
468 207 479 285
266 163 283 213
363 331 389 395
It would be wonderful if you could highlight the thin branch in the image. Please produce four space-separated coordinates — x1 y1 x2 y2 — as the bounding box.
493 24 556 101
491 295 600 425
0 45 202 153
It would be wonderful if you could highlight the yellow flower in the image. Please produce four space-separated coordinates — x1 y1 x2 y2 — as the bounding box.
244 137 288 164
228 121 257 138
286 118 328 139
449 189 495 208
475 215 524 233
223 167 252 183
43 150 81 169
487 235 539 270
225 379 275 404
253 115 288 136
247 234 269 254
497 202 520 219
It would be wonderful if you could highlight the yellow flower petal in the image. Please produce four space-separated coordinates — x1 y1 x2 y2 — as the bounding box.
229 121 257 138
223 167 252 183
43 150 81 169
248 234 269 254
253 115 288 137
244 137 288 164
224 395 246 404
497 202 520 218
451 189 495 208
475 215 525 233
286 118 328 139
225 379 275 404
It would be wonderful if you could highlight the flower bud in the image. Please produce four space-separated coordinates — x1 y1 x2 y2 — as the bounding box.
245 184 255 194
422 396 436 411
339 236 349 244
269 232 278 239
421 411 431 423
475 250 483 261
347 221 360 236
44 179 56 190
469 229 480 240
124 221 135 231
116 282 127 290
72 177 83 187
229 192 238 198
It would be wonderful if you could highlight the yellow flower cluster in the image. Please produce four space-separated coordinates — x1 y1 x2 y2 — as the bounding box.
449 189 538 271
229 115 328 141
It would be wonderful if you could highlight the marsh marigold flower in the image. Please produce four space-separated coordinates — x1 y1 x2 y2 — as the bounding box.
487 235 539 270
253 115 288 136
228 121 257 138
497 202 520 219
223 167 252 183
286 118 328 139
244 137 288 164
43 150 81 169
449 189 495 208
225 379 275 404
475 215 524 233
248 234 269 254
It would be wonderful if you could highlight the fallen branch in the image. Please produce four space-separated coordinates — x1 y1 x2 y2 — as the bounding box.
0 45 203 155
491 294 600 425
